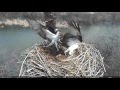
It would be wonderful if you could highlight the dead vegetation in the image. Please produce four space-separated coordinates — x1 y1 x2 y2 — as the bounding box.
19 42 106 78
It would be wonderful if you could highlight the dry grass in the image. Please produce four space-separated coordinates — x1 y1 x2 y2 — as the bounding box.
19 42 106 78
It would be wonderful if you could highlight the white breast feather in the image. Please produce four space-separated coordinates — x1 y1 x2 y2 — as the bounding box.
65 43 79 55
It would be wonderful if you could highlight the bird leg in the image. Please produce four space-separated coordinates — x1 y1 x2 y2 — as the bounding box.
58 38 62 43
55 42 59 51
46 39 59 51
43 28 63 51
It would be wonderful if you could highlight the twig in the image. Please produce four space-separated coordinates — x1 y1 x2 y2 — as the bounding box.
19 49 33 77
34 45 52 77
19 42 106 77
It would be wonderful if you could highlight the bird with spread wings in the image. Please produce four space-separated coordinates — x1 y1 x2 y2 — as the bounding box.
24 12 62 51
24 12 83 55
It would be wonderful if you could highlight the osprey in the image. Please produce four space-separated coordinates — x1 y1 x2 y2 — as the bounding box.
23 13 61 51
45 19 57 34
27 19 61 51
61 20 83 56
45 28 61 51
44 19 62 51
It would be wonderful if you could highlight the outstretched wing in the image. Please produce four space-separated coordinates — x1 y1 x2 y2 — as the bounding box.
24 12 58 42
67 19 82 36
27 19 48 40
62 19 83 47
28 19 60 42
22 13 46 38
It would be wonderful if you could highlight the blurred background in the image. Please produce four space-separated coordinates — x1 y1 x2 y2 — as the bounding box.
0 12 120 77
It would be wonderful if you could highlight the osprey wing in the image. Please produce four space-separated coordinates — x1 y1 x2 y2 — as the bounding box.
27 19 47 40
67 19 82 36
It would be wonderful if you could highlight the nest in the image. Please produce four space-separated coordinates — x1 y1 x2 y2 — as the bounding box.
19 42 106 78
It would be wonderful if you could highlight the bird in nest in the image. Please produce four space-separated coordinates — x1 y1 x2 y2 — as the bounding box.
27 19 62 51
27 17 83 56
61 20 83 56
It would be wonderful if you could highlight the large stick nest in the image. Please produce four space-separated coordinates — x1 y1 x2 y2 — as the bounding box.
19 42 106 78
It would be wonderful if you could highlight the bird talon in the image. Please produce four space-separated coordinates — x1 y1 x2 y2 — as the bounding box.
58 39 62 43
